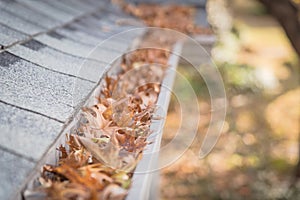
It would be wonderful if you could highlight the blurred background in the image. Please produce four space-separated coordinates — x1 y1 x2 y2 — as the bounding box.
159 0 300 199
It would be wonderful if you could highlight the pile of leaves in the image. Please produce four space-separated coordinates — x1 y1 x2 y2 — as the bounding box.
25 44 170 199
117 0 212 35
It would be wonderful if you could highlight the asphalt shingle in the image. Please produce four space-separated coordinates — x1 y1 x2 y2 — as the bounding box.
0 51 95 121
0 9 45 35
60 17 142 52
71 20 114 38
43 0 84 16
83 0 107 8
0 1 61 29
8 40 108 82
0 102 63 161
35 32 123 62
55 26 107 46
0 150 35 200
54 0 95 13
36 32 94 55
16 0 75 22
79 14 141 36
0 24 28 49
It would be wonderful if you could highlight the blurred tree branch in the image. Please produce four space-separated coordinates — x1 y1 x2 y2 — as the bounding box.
259 0 300 56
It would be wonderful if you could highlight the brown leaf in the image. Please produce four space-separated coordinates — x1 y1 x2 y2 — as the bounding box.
78 135 121 169
82 104 110 130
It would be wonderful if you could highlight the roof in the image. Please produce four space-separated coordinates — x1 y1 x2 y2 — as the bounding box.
0 0 143 199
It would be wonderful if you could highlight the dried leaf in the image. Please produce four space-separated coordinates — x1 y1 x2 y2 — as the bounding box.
78 135 121 169
82 104 110 130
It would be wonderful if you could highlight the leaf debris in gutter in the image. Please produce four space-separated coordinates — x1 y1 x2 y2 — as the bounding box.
25 39 171 200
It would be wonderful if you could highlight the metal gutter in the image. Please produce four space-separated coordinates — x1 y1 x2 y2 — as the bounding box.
126 42 182 200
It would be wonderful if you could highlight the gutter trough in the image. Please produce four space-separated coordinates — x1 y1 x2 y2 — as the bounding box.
21 35 183 200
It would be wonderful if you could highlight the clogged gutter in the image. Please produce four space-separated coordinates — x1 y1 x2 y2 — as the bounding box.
25 2 211 200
